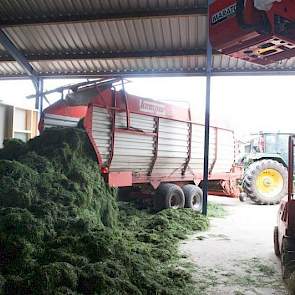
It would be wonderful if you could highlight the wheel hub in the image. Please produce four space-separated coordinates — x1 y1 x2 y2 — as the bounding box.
192 195 201 210
255 168 284 198
263 177 272 186
171 195 180 209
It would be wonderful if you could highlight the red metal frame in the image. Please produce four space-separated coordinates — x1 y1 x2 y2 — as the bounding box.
288 136 294 202
121 81 131 129
148 117 160 176
87 87 234 131
183 107 193 175
131 169 242 185
107 88 116 168
90 87 195 125
209 127 218 174
182 122 192 176
83 104 103 166
277 136 295 254
286 136 295 237
38 99 88 132
42 99 88 118
209 0 295 65
108 171 132 187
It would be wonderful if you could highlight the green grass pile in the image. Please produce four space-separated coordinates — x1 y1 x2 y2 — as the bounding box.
207 203 226 218
287 272 295 294
0 128 210 295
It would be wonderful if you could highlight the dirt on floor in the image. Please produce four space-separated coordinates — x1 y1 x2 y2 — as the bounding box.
180 196 288 295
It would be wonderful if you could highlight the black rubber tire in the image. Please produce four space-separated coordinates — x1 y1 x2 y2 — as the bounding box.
117 187 133 201
243 159 287 205
239 192 247 202
182 185 203 212
281 237 295 280
274 226 280 257
154 183 185 211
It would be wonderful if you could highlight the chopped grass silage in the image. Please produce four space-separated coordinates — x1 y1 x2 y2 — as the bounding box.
0 127 209 295
207 202 227 218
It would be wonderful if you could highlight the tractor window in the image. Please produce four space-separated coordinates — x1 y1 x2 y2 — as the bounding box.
265 134 289 154
264 134 290 165
264 135 277 153
277 135 289 165
277 135 289 154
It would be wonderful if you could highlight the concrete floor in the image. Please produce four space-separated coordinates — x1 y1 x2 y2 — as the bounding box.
180 196 288 295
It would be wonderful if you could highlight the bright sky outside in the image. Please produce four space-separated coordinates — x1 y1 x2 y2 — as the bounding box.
0 76 294 140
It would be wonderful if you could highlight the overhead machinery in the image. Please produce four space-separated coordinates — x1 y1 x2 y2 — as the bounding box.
209 0 295 65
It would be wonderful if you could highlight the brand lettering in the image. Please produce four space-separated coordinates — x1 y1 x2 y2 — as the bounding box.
211 4 237 25
139 100 166 116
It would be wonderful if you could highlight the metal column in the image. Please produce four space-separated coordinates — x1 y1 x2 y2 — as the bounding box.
202 2 213 215
35 78 44 111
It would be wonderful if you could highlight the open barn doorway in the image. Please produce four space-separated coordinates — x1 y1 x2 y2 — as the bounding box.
1 75 292 294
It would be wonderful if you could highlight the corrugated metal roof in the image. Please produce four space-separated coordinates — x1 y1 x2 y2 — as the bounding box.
32 55 207 75
2 16 206 53
0 0 207 21
2 54 294 78
0 61 25 75
0 56 206 76
0 0 294 78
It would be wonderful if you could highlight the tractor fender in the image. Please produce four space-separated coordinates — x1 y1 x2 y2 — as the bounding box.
252 156 287 168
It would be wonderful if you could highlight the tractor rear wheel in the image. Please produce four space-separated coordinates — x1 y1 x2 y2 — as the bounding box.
243 160 287 205
239 192 247 202
182 185 203 212
281 237 295 280
154 183 185 211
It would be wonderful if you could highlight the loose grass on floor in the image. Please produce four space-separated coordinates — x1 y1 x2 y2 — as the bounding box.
0 127 210 295
192 257 285 294
207 202 227 218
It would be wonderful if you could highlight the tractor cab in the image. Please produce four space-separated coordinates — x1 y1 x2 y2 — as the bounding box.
244 132 292 166
244 135 264 154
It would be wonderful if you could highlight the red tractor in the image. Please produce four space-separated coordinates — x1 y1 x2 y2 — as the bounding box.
274 135 295 279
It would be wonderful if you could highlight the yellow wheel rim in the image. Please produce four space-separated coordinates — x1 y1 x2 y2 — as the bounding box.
255 168 284 198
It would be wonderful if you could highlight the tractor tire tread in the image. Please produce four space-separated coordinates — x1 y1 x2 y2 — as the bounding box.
243 159 287 205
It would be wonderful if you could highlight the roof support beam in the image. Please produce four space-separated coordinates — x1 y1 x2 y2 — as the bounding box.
0 7 207 28
0 48 210 62
2 68 295 79
0 29 38 87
